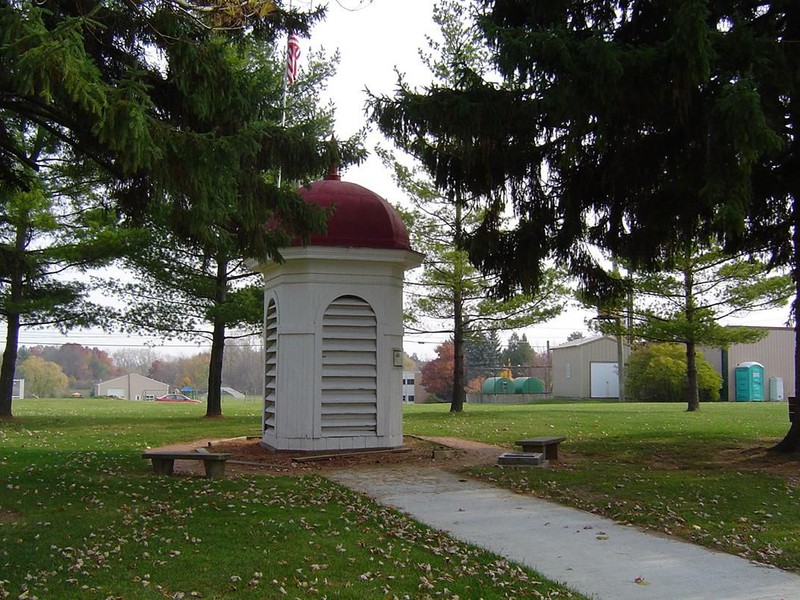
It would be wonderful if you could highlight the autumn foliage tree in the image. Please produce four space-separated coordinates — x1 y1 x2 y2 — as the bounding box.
17 356 68 398
421 341 455 402
28 344 117 389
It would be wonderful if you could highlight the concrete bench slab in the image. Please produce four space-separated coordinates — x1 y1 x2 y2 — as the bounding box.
514 436 566 460
142 450 231 478
497 452 545 466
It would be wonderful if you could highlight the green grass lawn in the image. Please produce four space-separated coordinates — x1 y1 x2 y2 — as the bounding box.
403 401 800 572
1 398 582 599
4 398 799 599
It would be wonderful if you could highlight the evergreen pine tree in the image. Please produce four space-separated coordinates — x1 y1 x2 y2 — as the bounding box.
0 123 135 416
371 1 800 449
383 0 566 412
106 41 350 417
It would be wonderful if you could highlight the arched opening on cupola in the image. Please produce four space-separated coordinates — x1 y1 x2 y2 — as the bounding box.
320 295 378 437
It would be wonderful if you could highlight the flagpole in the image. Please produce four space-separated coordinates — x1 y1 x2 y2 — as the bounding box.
277 1 308 188
276 1 291 189
277 66 288 188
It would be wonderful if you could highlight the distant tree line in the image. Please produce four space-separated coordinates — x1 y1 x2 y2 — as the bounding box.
9 343 262 399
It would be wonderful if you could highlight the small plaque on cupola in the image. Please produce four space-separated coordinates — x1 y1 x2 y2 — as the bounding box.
249 167 422 451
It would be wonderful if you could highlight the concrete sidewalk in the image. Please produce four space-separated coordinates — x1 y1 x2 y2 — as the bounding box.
327 466 800 600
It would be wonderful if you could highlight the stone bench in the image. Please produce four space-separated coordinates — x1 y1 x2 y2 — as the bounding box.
497 451 545 466
515 436 566 460
142 450 231 478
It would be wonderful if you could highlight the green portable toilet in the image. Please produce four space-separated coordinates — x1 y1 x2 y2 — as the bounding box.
735 362 765 402
482 377 514 394
513 377 546 394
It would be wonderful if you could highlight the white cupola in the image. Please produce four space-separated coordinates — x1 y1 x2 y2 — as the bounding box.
249 169 422 451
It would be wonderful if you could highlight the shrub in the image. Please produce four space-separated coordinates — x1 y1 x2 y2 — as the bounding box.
627 343 722 402
423 393 448 404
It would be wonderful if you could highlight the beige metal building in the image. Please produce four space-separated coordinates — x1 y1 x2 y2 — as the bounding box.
700 327 794 401
551 336 625 399
551 327 794 402
95 373 169 400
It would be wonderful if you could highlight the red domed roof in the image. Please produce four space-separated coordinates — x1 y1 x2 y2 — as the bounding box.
296 171 411 250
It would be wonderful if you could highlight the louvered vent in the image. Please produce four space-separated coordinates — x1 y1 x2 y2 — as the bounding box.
263 299 278 434
320 296 378 436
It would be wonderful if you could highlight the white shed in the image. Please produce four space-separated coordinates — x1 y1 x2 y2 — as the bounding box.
551 336 622 399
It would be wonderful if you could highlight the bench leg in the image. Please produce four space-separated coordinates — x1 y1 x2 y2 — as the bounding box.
151 458 175 475
520 444 559 460
204 461 227 479
543 445 559 460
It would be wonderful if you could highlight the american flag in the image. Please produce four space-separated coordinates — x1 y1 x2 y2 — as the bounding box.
287 33 300 84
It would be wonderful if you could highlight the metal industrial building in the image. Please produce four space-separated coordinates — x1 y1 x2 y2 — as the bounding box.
701 327 794 402
94 373 169 400
551 336 627 399
550 328 793 401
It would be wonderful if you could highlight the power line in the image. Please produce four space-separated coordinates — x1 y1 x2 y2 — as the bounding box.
334 0 373 11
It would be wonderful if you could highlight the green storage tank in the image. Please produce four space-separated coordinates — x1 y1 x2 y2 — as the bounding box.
735 362 765 402
513 377 546 394
482 377 514 394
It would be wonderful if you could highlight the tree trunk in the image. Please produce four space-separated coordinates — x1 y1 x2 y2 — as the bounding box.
770 232 800 450
770 9 800 452
450 200 465 413
771 324 800 450
685 340 700 411
771 159 800 450
205 257 228 418
450 298 465 413
683 256 700 411
206 319 226 417
0 313 21 417
0 221 28 418
772 422 800 453
616 318 625 402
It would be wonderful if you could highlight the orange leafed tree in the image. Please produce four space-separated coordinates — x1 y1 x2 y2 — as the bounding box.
420 341 455 402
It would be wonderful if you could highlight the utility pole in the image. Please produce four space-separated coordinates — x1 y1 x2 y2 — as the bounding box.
616 314 625 402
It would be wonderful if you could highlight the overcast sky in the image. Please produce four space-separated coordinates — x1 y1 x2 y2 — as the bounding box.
310 0 436 198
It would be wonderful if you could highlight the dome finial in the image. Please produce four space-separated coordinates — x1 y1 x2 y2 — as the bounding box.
324 135 341 181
